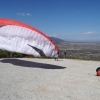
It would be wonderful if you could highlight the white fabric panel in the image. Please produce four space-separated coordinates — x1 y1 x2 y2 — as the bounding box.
0 25 58 57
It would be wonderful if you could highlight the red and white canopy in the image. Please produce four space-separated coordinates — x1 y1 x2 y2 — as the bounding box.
0 19 59 57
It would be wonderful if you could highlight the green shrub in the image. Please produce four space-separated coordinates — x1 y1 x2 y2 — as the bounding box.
13 52 23 58
0 51 8 58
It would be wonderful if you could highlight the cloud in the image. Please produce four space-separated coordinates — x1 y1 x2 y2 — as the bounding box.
16 13 32 16
84 31 96 35
26 13 32 16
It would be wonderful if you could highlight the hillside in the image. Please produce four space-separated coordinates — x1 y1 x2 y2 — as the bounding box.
50 37 100 61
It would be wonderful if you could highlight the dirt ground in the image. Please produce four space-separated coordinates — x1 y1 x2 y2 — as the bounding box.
0 58 100 100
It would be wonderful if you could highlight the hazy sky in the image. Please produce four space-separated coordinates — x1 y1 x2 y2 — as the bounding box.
0 0 100 42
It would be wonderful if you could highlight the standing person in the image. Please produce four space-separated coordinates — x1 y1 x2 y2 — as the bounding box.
54 54 59 61
54 50 60 61
8 52 13 58
64 51 66 58
55 57 58 61
10 52 13 58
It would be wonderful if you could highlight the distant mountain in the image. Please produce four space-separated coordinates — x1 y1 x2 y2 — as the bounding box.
49 37 66 44
49 37 100 44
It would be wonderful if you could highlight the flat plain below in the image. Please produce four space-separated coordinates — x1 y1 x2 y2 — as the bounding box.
0 58 100 100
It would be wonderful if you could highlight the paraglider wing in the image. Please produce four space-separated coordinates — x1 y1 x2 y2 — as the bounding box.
0 19 59 57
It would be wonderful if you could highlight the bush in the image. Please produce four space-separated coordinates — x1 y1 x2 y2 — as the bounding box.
0 51 8 58
12 52 24 58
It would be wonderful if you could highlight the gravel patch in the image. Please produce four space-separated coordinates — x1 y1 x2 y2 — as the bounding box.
0 58 100 100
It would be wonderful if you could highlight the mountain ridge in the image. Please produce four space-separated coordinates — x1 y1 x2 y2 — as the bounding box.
49 37 100 44
49 37 66 44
